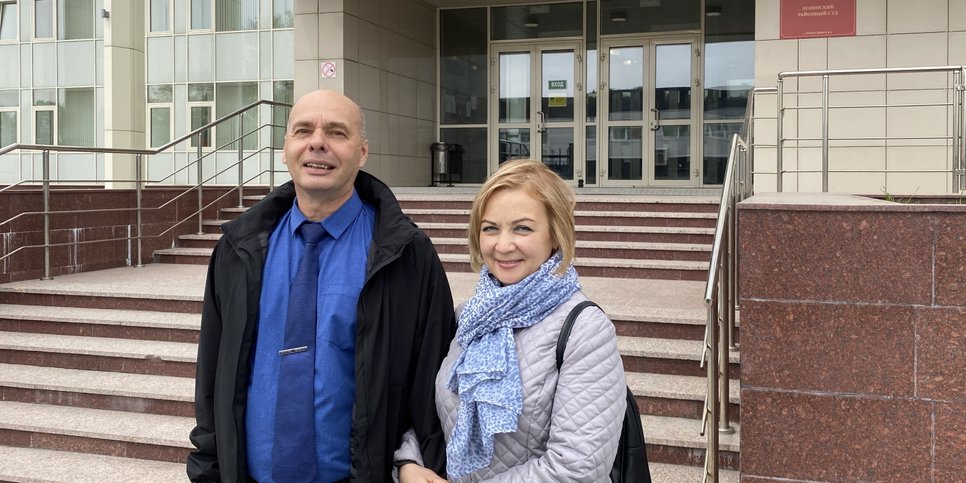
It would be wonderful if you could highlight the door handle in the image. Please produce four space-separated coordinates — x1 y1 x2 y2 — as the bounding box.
537 110 547 133
649 108 660 131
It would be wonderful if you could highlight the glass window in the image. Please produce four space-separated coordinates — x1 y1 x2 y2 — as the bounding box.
0 110 16 146
441 127 486 183
191 0 211 29
58 88 94 146
216 82 257 149
33 89 56 106
150 107 171 147
150 0 169 32
272 80 292 147
600 0 700 35
586 1 597 124
35 109 54 144
0 89 15 106
608 46 643 121
58 0 94 40
35 0 53 38
491 3 582 40
273 0 292 28
216 0 257 31
148 85 173 103
0 1 16 40
188 82 214 102
703 41 754 120
190 105 212 148
440 8 487 125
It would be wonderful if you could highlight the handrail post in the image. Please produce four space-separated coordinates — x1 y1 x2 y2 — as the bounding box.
822 74 830 192
776 78 784 192
237 113 244 208
41 150 52 280
718 246 734 434
269 146 276 191
197 135 204 235
704 303 720 483
135 153 144 268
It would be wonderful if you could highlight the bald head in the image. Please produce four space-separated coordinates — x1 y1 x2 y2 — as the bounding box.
288 90 366 140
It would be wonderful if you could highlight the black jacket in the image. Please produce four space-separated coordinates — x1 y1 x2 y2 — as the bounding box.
187 172 456 482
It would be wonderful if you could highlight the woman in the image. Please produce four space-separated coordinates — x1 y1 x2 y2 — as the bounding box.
396 159 626 482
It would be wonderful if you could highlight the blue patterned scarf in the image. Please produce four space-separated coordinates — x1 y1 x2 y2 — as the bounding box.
445 251 580 479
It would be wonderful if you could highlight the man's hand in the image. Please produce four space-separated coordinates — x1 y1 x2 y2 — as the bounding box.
399 463 449 483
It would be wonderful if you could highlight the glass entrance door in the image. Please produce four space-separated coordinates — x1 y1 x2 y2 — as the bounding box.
491 41 583 183
599 37 700 186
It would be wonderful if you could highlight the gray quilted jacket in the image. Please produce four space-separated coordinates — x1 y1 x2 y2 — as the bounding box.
397 290 626 482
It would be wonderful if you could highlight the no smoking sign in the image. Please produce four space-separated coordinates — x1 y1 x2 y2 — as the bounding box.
321 61 337 79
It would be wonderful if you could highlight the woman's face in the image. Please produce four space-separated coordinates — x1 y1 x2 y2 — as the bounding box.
479 188 556 285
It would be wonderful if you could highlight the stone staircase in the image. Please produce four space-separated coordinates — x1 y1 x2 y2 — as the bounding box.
0 191 740 482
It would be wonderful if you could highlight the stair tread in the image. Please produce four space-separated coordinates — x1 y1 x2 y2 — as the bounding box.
0 400 193 448
420 221 715 234
405 208 717 219
643 413 740 452
0 304 198 329
439 253 709 270
178 233 223 240
0 264 207 301
617 336 740 363
626 371 739 404
154 247 213 255
0 363 193 401
431 237 712 251
0 331 197 362
649 462 739 482
0 446 188 483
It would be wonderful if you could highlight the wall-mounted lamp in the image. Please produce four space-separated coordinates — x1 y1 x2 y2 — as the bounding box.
610 11 627 23
706 5 723 17
100 8 110 19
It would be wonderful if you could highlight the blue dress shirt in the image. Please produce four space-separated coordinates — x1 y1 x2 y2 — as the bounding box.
246 190 375 482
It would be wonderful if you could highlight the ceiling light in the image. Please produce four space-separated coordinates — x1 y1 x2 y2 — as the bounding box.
706 5 723 17
524 16 539 28
610 11 627 23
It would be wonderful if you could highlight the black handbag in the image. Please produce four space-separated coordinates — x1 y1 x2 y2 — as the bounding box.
556 301 652 483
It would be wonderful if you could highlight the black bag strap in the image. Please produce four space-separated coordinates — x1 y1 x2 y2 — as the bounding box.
556 300 600 371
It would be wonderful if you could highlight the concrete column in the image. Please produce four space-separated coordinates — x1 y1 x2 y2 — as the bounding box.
103 0 145 189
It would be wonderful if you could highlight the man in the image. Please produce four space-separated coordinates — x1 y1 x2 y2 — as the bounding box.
187 90 455 482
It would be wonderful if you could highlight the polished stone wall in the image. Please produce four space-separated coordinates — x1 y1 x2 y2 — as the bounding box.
738 193 966 481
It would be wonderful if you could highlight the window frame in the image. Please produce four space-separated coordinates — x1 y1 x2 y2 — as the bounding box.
0 0 18 43
0 107 18 146
148 0 172 34
189 0 214 32
188 101 214 149
148 102 174 148
32 105 57 145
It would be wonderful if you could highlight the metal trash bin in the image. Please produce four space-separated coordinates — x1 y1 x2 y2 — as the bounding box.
430 142 463 186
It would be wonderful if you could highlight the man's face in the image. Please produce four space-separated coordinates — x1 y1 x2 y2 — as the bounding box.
283 90 368 207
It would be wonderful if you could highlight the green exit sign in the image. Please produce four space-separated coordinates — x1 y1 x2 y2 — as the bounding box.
548 80 566 89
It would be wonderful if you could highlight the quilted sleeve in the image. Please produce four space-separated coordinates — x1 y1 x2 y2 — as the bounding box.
481 306 626 482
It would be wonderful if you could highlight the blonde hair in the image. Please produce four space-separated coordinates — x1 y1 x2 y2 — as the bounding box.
467 159 576 275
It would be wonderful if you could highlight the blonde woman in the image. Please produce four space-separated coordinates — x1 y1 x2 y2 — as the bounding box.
396 159 626 482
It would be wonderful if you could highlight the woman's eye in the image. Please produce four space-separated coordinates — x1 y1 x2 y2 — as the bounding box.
481 225 497 233
514 225 533 233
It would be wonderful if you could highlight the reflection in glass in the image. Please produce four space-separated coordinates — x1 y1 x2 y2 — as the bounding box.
188 83 214 102
600 0 700 35
654 125 690 180
58 0 94 40
191 0 211 29
608 47 643 121
272 81 293 147
499 53 530 123
585 125 596 185
703 123 741 184
150 107 171 147
704 41 754 120
35 111 54 144
655 44 691 120
58 88 95 147
541 51 574 122
441 127 486 183
491 3 583 41
608 126 642 181
216 0 257 31
151 0 169 32
273 0 293 28
440 8 488 125
190 106 211 148
0 111 15 146
498 128 531 164
586 49 597 123
148 85 173 103
35 0 53 38
542 128 574 180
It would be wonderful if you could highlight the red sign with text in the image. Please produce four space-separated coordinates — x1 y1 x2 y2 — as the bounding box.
780 0 856 39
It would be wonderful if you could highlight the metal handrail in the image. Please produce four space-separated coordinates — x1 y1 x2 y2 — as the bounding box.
0 99 291 279
774 65 966 192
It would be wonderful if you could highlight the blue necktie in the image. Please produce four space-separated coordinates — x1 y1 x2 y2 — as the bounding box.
273 222 326 483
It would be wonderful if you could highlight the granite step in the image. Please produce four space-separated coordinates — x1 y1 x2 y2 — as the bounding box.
0 331 196 378
0 400 193 463
0 363 194 417
618 336 740 378
649 461 739 482
154 247 213 265
628 372 740 422
419 222 714 244
643 414 740 471
403 208 716 228
0 286 202 314
0 446 188 482
0 304 199 343
396 194 719 213
439 253 710 281
177 233 223 249
431 237 711 262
